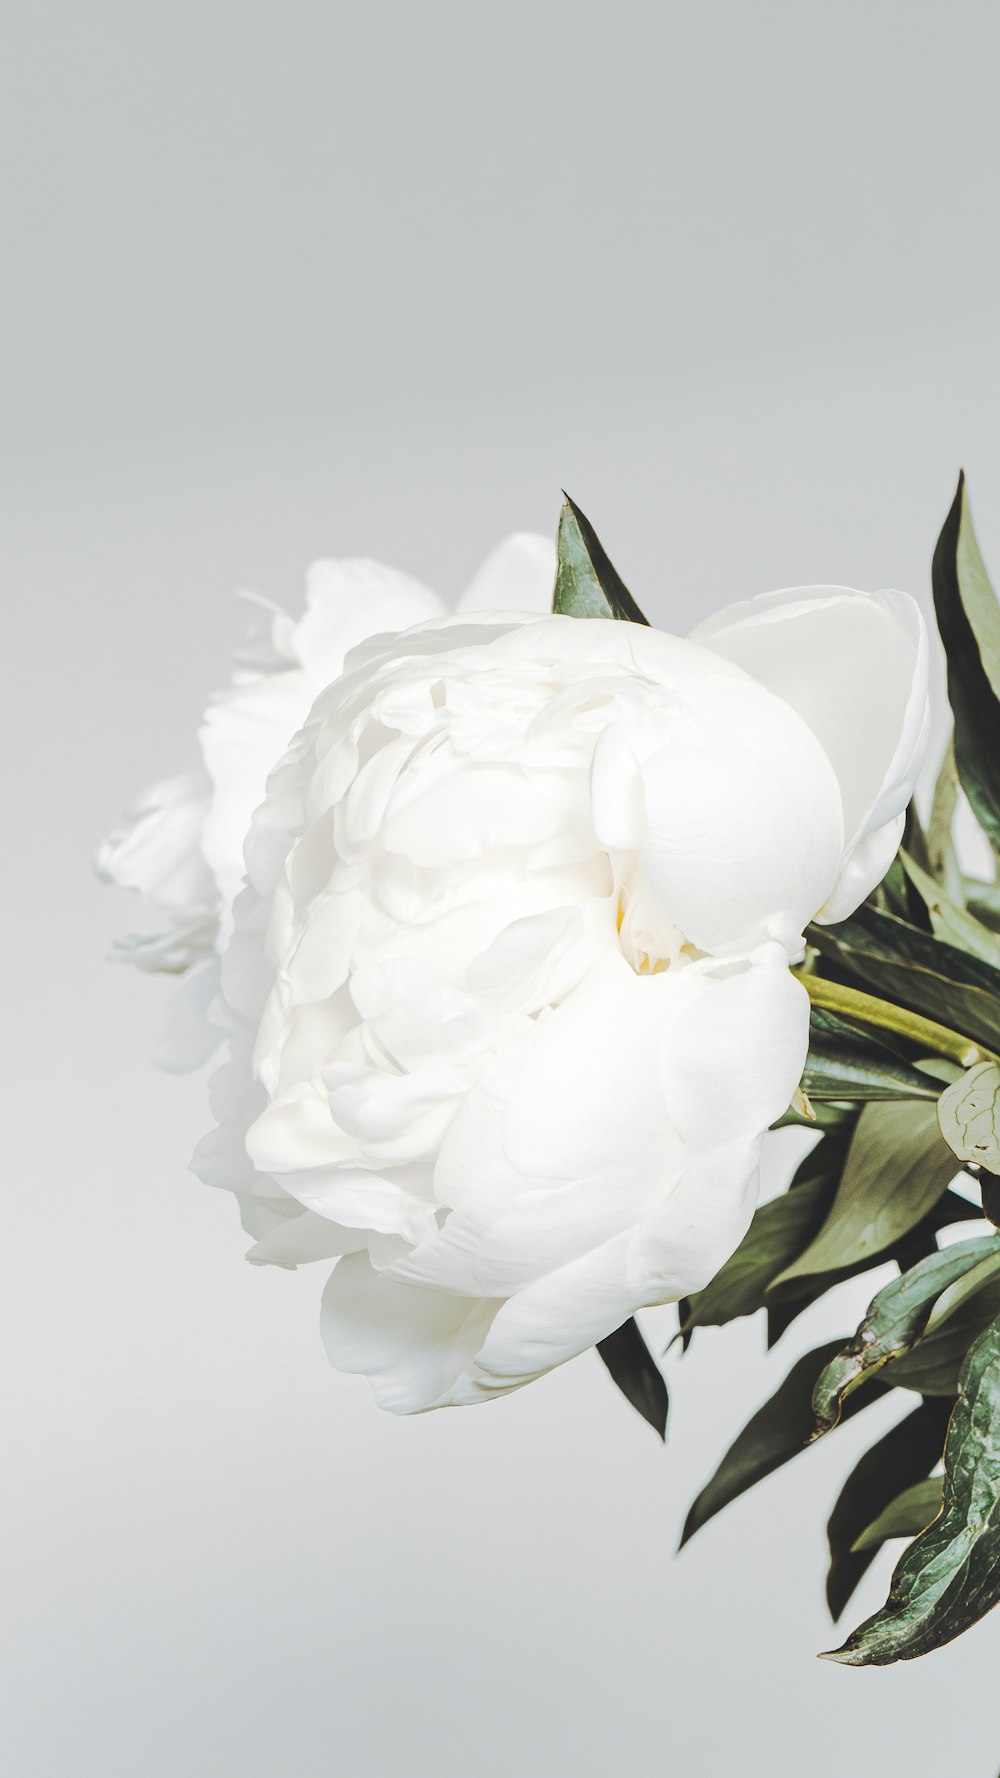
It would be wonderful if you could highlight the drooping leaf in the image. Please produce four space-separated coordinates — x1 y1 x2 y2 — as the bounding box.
828 1314 1000 1664
937 1060 1000 1173
932 474 1000 853
768 1101 960 1289
810 1237 1000 1435
900 852 1000 969
596 1317 668 1439
552 496 650 625
681 1173 832 1334
850 1474 944 1555
807 903 1000 1055
883 1275 1000 1396
826 1401 951 1618
680 1342 886 1547
801 1005 941 1103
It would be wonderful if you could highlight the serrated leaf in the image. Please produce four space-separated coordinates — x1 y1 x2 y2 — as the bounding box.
850 1475 944 1555
811 1237 1000 1435
802 1005 941 1102
932 474 1000 853
680 1342 886 1547
828 1314 1000 1664
807 904 1000 1055
596 1317 668 1438
552 496 649 625
827 1403 950 1618
937 1060 1000 1172
768 1101 960 1289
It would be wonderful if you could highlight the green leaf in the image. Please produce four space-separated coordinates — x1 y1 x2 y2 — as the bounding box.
768 1101 960 1289
828 1314 1000 1664
966 879 1000 936
807 903 1000 1055
811 1237 1000 1435
932 474 1000 852
552 496 650 625
680 1342 886 1547
850 1475 944 1555
765 1188 984 1349
900 851 1000 969
802 1006 941 1103
827 1402 950 1618
596 1317 668 1439
883 1274 1000 1396
681 1173 832 1334
923 1246 1000 1335
937 1060 1000 1173
925 741 964 903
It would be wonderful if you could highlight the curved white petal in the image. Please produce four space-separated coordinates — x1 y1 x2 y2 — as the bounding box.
692 586 929 918
456 533 556 614
294 559 446 690
321 1254 503 1414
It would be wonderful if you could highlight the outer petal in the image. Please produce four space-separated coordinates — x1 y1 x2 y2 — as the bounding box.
691 586 929 920
455 533 557 614
95 770 217 969
321 1254 503 1414
293 559 446 691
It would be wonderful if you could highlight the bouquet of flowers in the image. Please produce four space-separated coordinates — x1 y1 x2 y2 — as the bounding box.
99 474 1000 1667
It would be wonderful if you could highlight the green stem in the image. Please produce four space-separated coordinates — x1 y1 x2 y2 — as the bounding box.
795 971 995 1069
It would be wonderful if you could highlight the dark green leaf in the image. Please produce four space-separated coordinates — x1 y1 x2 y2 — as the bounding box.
828 1314 1000 1664
807 903 1000 1054
938 1060 1000 1172
596 1317 668 1439
769 1101 960 1289
826 1401 951 1619
811 1237 1000 1435
552 496 649 625
765 1188 983 1348
802 1005 940 1102
850 1475 944 1555
680 1342 886 1547
681 1174 832 1334
900 852 1000 968
883 1275 1000 1396
932 474 1000 853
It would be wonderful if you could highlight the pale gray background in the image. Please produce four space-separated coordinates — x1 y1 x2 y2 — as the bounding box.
5 3 1000 1774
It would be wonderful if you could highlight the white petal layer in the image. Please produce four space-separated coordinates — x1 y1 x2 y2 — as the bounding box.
691 586 929 923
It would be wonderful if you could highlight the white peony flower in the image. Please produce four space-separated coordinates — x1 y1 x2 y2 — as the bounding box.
96 534 556 1069
193 587 928 1413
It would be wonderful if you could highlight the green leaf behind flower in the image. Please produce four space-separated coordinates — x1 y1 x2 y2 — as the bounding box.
596 1317 668 1439
932 474 1000 853
552 496 650 625
769 1101 960 1289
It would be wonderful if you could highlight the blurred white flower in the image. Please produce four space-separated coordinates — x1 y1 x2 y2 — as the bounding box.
192 587 928 1412
96 534 556 1068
